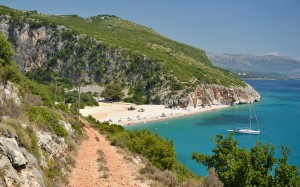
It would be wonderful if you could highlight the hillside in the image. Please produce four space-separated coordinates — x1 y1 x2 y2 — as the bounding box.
0 30 86 186
0 5 262 108
207 52 300 79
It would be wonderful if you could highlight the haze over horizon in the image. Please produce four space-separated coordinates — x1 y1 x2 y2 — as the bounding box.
1 0 299 60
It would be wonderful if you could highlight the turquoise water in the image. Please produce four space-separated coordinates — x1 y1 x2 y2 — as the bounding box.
126 80 300 176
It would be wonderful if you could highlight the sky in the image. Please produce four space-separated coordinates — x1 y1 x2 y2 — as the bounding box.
0 0 299 60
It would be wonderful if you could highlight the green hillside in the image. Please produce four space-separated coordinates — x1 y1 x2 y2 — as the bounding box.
0 5 245 87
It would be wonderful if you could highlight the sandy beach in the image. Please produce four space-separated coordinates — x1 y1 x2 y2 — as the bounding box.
80 102 229 126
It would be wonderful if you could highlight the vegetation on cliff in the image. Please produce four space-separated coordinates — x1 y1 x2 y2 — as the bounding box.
0 33 84 186
0 5 248 107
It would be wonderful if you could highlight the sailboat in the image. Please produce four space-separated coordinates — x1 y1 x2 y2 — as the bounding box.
228 105 260 135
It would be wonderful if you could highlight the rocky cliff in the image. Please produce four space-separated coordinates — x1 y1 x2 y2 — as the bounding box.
0 81 81 187
0 13 260 107
164 84 260 108
0 15 164 86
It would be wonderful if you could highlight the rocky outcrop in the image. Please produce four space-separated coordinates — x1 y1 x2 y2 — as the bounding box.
0 137 28 169
0 121 75 187
59 120 73 134
36 131 68 156
164 84 260 108
0 137 44 187
0 81 21 106
0 81 78 187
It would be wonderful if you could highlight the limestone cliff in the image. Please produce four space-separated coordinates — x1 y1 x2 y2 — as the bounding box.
163 84 260 108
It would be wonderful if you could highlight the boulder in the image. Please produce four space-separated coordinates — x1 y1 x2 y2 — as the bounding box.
36 131 68 156
59 120 73 133
7 148 27 168
0 137 28 168
36 132 53 154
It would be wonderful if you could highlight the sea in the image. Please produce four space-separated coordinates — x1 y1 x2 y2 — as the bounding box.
126 80 300 176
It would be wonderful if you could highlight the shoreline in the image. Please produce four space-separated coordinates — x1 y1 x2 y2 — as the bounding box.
80 102 229 126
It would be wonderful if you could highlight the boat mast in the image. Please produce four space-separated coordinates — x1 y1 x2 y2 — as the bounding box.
249 105 252 130
253 105 260 131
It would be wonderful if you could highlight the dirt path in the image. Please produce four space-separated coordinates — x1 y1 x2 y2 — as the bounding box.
67 119 147 187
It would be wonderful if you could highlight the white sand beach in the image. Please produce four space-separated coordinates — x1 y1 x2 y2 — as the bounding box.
80 102 229 126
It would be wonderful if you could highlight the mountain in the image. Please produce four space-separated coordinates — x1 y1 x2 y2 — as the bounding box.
0 5 259 107
0 5 260 186
207 52 300 79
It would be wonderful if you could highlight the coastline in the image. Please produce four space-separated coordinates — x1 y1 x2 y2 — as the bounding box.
80 102 229 126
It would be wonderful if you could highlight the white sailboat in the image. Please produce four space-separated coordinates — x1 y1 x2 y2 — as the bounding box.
228 105 260 135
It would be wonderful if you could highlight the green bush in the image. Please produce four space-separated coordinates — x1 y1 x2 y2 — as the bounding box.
65 91 98 108
93 120 175 170
101 84 124 101
0 33 14 65
42 155 64 187
26 106 68 137
70 122 83 135
85 115 200 184
26 126 41 161
55 103 68 111
192 133 300 186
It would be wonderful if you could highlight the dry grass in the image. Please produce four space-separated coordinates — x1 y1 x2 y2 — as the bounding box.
97 149 109 179
139 162 178 187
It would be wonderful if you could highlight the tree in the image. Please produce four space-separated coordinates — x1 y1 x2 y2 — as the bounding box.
274 146 300 186
0 33 14 66
192 133 300 187
101 84 124 101
0 33 20 83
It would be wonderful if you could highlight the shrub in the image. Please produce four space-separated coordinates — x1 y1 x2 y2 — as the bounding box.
71 122 83 135
26 126 41 161
55 103 68 111
26 106 68 137
65 91 98 108
101 84 124 101
94 120 176 171
192 133 300 186
42 155 63 187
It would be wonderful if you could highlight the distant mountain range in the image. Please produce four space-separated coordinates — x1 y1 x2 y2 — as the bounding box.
207 52 300 79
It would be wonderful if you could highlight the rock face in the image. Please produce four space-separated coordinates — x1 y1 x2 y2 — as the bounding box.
0 137 28 168
0 137 44 187
0 16 164 89
163 84 260 108
36 131 68 156
0 81 77 187
0 81 21 106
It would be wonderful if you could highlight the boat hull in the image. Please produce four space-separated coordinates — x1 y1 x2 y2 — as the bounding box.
234 128 260 135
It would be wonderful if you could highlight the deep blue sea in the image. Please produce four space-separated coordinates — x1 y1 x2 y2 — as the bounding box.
126 80 300 176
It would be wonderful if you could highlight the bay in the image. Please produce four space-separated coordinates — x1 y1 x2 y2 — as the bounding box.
126 80 300 176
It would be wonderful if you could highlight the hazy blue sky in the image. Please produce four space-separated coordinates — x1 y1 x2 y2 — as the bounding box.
1 0 299 59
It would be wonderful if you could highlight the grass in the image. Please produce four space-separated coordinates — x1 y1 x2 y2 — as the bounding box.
0 118 41 161
97 149 109 179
